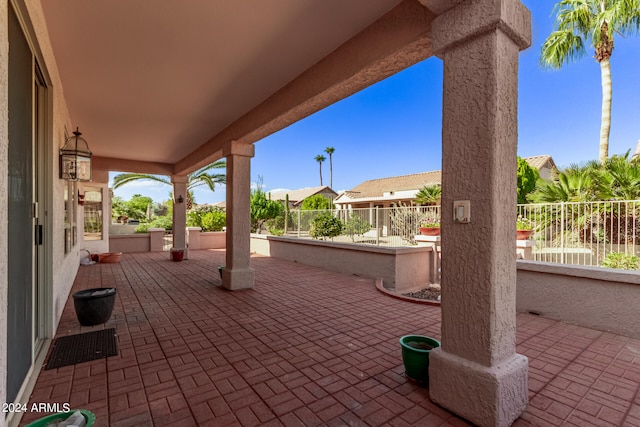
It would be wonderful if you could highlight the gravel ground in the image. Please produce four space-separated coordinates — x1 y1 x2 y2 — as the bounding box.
403 287 441 301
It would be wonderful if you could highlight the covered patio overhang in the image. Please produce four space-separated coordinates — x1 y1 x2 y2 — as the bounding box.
26 0 532 425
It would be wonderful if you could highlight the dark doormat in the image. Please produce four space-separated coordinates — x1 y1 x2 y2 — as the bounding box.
45 328 118 370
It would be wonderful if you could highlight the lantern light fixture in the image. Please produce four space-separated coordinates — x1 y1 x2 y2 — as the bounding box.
60 127 92 181
177 195 184 204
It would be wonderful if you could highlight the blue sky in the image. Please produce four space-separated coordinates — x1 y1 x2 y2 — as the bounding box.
111 0 640 205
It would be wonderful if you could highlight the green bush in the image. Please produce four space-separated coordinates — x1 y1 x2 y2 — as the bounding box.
135 223 150 233
309 213 344 240
602 252 639 270
187 205 226 231
136 216 172 233
301 194 332 210
344 216 371 241
200 210 226 232
265 215 287 236
251 189 283 233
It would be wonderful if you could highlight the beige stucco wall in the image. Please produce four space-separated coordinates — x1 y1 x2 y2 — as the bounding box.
196 232 226 250
250 234 432 290
2 2 81 413
517 261 640 339
109 234 151 253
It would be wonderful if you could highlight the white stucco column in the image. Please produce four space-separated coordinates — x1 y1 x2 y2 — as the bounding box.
171 175 188 250
222 141 254 290
426 1 531 426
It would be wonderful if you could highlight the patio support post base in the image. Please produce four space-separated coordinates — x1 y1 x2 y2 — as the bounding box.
221 267 255 291
429 348 528 427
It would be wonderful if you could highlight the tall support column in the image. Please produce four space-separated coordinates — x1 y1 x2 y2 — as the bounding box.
426 1 531 426
222 141 254 290
171 175 188 250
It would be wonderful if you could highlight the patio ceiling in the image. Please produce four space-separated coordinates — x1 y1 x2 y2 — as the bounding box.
41 0 436 175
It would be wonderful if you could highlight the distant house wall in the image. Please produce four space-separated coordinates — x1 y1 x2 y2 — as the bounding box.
516 261 640 339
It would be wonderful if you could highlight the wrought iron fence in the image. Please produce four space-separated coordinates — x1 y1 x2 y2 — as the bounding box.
284 206 441 248
281 201 640 267
517 200 640 267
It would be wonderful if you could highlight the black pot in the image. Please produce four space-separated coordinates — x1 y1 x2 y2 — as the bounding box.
72 287 117 326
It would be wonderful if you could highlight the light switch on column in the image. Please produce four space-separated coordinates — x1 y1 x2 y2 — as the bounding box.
453 200 470 223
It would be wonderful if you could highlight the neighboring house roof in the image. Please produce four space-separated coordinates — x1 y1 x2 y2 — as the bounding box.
336 171 441 202
336 155 554 204
523 155 556 171
268 186 337 205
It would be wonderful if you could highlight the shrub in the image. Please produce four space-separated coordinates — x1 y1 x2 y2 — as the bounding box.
602 252 639 270
251 189 283 233
309 213 344 240
344 216 371 241
135 216 172 233
188 205 226 231
135 223 150 233
200 210 226 232
301 194 332 210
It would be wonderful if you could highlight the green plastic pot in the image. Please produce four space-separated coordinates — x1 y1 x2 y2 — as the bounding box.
399 335 441 384
24 409 96 427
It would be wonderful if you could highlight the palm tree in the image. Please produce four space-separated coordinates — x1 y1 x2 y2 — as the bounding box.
415 184 442 206
528 167 597 203
112 160 226 210
315 154 326 186
598 151 640 200
324 147 335 189
540 0 640 163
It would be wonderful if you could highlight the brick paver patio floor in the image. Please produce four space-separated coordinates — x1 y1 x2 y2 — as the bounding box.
18 250 640 426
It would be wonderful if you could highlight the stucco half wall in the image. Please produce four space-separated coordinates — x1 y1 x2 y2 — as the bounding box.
250 234 433 291
517 261 640 339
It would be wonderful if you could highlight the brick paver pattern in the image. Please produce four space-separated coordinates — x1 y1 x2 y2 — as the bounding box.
19 250 640 426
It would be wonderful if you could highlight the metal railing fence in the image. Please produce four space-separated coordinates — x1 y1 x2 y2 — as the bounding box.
281 206 440 248
517 200 640 267
276 200 640 267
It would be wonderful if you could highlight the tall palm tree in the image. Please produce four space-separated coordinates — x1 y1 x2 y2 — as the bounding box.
112 160 226 210
324 147 335 189
540 0 640 163
314 154 326 186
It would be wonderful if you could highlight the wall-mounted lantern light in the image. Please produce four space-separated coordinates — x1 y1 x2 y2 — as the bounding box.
60 127 92 181
177 195 184 204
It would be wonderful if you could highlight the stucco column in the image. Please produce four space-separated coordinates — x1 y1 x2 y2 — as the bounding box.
425 1 531 426
171 175 188 250
222 141 254 290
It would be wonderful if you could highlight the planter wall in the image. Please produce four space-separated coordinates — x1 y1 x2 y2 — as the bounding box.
250 234 433 291
517 260 640 339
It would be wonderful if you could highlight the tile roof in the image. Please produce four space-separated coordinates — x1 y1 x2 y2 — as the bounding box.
339 171 442 199
523 155 556 171
267 186 336 203
336 155 554 202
